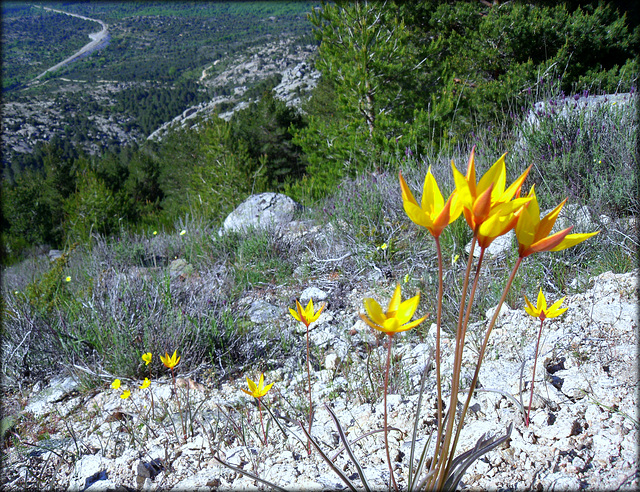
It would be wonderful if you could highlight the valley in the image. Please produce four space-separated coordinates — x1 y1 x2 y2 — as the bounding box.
1 1 319 176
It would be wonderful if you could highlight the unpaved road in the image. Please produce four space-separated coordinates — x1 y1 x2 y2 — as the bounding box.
32 6 109 81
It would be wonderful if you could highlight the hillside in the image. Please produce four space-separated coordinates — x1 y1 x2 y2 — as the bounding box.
1 1 319 172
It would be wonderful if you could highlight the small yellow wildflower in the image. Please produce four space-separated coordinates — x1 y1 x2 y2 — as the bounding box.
65 276 71 282
153 230 158 235
120 390 131 399
160 350 180 369
404 273 410 283
142 352 152 365
290 299 325 327
242 373 273 399
360 284 428 335
180 230 186 236
380 243 388 250
140 378 150 389
524 289 568 322
111 379 121 390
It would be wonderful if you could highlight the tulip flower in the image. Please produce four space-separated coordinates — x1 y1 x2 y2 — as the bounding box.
360 284 428 335
524 288 568 322
359 284 427 490
160 350 180 370
289 299 325 327
399 168 462 238
142 353 152 365
452 147 531 232
111 379 121 390
290 297 326 452
241 373 274 399
523 289 568 426
242 373 273 445
516 186 599 258
120 390 131 399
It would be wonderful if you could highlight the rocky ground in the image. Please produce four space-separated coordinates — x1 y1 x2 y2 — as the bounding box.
2 266 637 491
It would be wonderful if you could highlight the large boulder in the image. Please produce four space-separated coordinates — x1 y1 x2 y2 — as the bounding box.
222 192 301 233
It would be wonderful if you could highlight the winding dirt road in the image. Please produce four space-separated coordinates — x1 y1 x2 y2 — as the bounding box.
32 6 109 81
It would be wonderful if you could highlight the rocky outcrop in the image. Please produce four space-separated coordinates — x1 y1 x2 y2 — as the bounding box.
4 269 637 491
221 192 302 234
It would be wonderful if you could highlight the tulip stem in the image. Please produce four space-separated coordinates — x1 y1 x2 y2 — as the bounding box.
434 237 444 458
306 322 313 455
526 318 545 426
258 398 267 445
449 255 523 465
432 236 477 488
384 333 399 492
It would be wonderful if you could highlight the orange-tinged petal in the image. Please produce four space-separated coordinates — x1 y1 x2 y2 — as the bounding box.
477 153 506 199
399 171 420 207
501 164 532 202
550 231 599 252
471 183 494 225
465 146 477 196
289 307 302 322
536 198 567 242
452 160 473 210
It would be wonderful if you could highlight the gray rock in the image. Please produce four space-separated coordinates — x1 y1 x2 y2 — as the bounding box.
25 376 80 417
465 230 514 258
248 300 281 323
222 192 301 234
300 287 328 304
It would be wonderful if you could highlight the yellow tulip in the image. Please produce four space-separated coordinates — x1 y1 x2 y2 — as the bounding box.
140 378 150 389
241 373 274 399
524 288 568 322
452 147 531 232
142 352 152 365
516 186 599 257
111 379 121 390
160 350 180 370
360 284 428 335
289 299 325 327
120 390 131 399
399 168 462 238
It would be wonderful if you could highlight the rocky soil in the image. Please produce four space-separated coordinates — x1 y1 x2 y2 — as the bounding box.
2 265 637 491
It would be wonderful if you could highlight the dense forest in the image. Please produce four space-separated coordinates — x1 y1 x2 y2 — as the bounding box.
2 0 638 264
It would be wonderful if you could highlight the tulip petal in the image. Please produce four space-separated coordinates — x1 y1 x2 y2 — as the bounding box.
537 198 567 242
387 285 402 315
364 298 386 326
396 293 420 324
478 153 506 199
550 231 600 252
